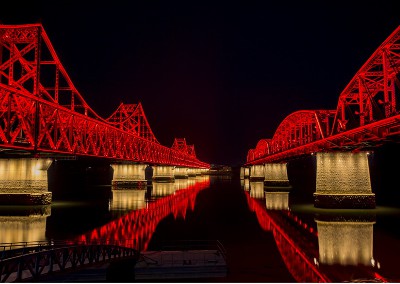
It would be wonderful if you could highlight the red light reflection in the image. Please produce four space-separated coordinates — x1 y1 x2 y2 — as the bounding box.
74 178 209 251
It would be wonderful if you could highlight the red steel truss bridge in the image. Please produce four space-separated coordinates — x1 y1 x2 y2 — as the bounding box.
0 24 209 168
247 25 400 165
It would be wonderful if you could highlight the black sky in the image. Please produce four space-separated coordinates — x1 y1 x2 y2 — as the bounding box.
1 1 399 166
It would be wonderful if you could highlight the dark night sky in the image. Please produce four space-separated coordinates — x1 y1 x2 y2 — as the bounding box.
1 1 399 166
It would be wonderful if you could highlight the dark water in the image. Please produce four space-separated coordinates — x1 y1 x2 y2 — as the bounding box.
1 167 400 282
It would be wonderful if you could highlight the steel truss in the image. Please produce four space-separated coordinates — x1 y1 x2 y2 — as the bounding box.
0 24 208 168
247 25 400 165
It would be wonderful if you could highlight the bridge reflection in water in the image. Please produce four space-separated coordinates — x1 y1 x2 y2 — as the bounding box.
77 176 210 251
0 206 50 245
244 179 388 283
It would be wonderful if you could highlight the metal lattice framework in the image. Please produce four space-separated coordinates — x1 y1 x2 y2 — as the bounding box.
247 25 400 165
0 24 208 168
171 138 197 159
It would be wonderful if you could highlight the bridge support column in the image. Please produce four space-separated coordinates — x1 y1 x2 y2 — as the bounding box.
240 167 250 179
174 167 189 179
187 168 198 177
153 166 175 182
249 165 265 181
0 158 53 205
314 152 375 209
264 163 291 188
316 215 375 266
111 163 147 188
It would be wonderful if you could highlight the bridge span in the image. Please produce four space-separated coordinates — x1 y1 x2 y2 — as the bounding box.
0 23 209 204
244 25 400 208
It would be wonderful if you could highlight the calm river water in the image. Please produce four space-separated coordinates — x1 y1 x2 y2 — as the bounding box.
1 169 400 282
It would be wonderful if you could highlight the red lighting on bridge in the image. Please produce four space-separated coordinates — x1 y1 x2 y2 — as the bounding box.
247 25 400 165
75 178 210 251
0 24 209 168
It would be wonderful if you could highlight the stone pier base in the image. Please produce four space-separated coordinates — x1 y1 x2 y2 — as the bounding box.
174 167 189 179
264 163 290 188
153 166 175 182
314 152 375 209
249 165 265 181
111 163 147 188
0 158 53 205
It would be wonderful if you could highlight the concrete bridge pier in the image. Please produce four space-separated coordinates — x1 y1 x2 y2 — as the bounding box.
240 167 250 179
111 163 147 188
0 158 53 205
314 152 375 209
249 165 265 181
187 168 201 177
264 163 291 188
174 167 188 179
152 165 175 182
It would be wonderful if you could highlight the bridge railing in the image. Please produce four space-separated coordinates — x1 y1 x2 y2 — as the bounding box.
0 240 139 282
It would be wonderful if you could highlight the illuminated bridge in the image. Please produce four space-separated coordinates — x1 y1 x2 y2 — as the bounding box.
244 25 400 209
0 177 210 282
0 24 209 204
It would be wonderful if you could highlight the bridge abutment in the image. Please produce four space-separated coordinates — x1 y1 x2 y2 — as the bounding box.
0 158 53 205
111 163 147 188
314 152 375 209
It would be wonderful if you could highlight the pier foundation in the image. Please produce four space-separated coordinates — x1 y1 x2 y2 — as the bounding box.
314 152 375 209
174 167 189 179
264 163 290 188
153 166 175 182
0 158 53 205
249 165 265 181
111 163 147 188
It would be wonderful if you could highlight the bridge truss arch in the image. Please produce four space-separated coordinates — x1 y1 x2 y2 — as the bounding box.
247 25 400 165
0 24 209 168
